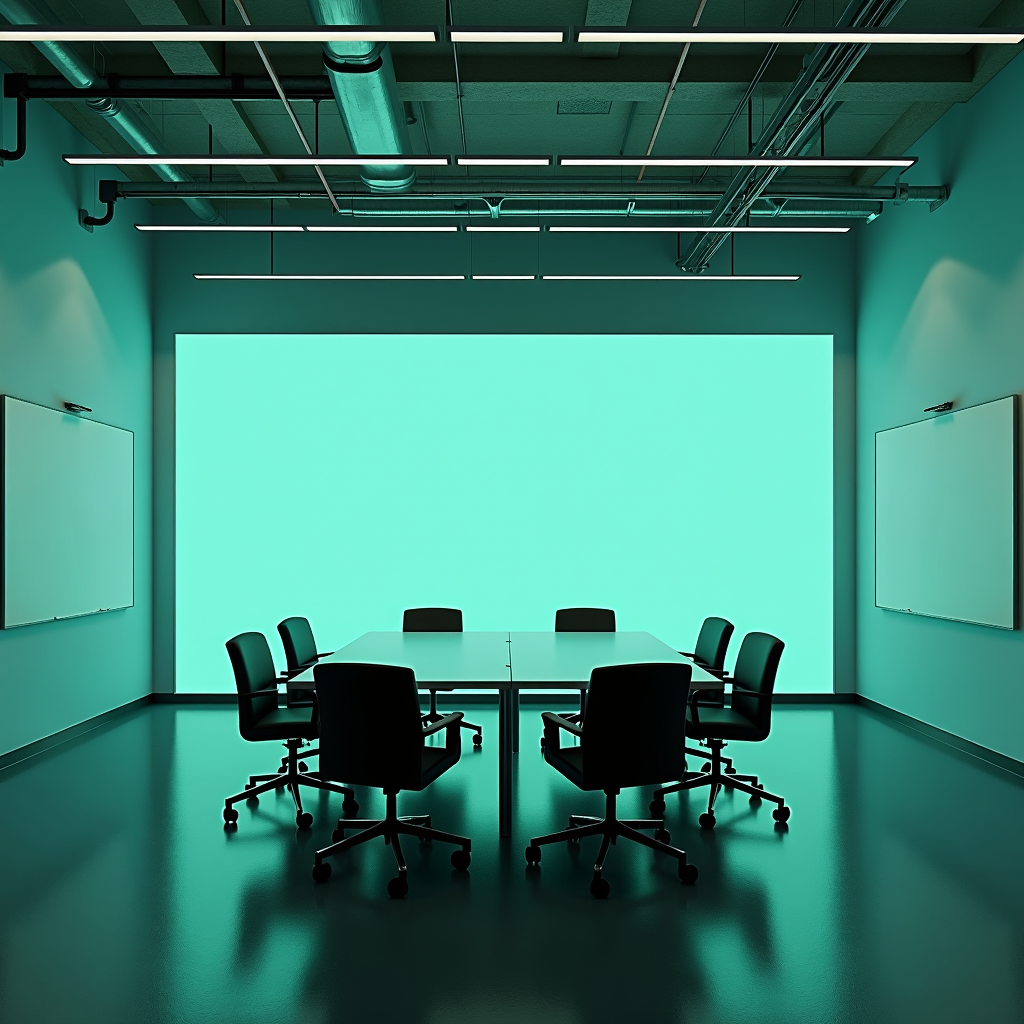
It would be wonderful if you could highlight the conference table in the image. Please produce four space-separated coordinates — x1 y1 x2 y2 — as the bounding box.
291 631 722 837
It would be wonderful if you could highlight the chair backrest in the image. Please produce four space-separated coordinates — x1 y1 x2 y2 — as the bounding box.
314 662 425 790
225 632 280 739
692 616 734 671
403 607 463 632
277 616 318 672
555 607 616 632
581 662 690 789
729 632 785 738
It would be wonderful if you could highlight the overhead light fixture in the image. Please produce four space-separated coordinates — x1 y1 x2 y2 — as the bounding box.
465 225 541 232
305 225 458 232
575 27 1024 45
0 25 439 43
448 28 564 43
136 223 304 232
65 154 449 167
456 157 551 166
472 275 537 280
541 274 801 281
559 156 916 168
193 274 467 280
548 225 851 233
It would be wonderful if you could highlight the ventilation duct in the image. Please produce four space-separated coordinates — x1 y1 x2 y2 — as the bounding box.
0 0 218 222
305 0 414 192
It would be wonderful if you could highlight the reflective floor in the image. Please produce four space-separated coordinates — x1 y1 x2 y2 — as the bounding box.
1 703 1022 1024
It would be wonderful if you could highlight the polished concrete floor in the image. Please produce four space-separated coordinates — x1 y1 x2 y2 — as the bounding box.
1 702 1022 1024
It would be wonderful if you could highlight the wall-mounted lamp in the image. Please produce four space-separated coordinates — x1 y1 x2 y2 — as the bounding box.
923 401 954 413
63 401 92 413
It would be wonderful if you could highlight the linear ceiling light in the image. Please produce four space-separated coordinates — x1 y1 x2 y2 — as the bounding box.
448 28 564 43
559 156 915 168
541 274 801 281
548 225 850 233
64 154 448 167
0 25 438 43
456 156 552 166
135 223 303 232
575 27 1024 45
194 274 467 280
465 225 541 232
472 275 537 280
305 225 458 232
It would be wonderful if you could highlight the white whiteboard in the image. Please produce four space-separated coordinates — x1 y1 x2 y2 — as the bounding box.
2 396 134 628
875 396 1016 629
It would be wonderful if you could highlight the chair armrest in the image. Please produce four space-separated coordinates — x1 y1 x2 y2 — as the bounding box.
542 711 583 752
423 712 464 737
678 651 695 658
688 689 702 728
727 686 772 700
316 652 333 659
237 687 282 701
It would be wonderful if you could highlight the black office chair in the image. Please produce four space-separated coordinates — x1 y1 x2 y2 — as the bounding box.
403 607 482 747
553 607 616 729
650 632 790 829
222 632 359 828
525 662 699 898
311 662 472 898
679 615 734 762
277 615 332 708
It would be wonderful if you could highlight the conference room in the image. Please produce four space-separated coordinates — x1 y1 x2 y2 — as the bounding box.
2 2 1023 1022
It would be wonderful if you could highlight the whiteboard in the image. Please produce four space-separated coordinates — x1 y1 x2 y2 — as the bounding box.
875 396 1016 629
2 396 134 628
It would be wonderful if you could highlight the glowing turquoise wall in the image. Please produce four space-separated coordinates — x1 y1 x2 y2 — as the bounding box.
0 63 153 755
175 333 833 693
857 52 1024 760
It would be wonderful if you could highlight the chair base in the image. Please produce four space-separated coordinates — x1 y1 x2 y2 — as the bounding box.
423 690 482 746
651 738 789 829
525 790 698 898
312 791 472 897
223 737 358 830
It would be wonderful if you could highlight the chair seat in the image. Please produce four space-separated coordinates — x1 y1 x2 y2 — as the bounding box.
545 744 585 788
686 705 763 741
243 705 318 742
418 743 460 789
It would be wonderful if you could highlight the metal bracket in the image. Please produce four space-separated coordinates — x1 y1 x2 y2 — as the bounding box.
79 179 119 231
0 74 28 163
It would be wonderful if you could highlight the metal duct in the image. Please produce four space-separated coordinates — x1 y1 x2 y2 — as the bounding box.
305 0 414 192
0 0 217 222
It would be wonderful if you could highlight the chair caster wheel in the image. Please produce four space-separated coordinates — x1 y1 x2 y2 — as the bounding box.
649 798 666 816
724 766 736 775
590 874 610 900
342 798 359 818
698 812 716 829
298 761 308 772
654 828 671 844
451 849 471 871
525 845 541 865
701 762 711 773
331 828 343 842
473 733 482 747
679 861 698 884
246 794 259 804
387 875 409 899
223 806 238 823
540 736 546 748
296 811 313 829
773 805 791 823
311 861 331 883
749 793 762 804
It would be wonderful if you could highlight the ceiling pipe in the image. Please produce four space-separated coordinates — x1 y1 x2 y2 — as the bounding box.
304 0 414 192
0 0 217 222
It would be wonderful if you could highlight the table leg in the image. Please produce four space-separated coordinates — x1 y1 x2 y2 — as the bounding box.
499 688 513 837
512 687 520 753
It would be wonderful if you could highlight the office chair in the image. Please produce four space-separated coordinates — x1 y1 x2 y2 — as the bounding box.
550 607 616 735
311 662 472 898
649 632 790 829
221 631 359 829
680 615 735 764
403 607 482 747
277 615 332 708
525 662 699 899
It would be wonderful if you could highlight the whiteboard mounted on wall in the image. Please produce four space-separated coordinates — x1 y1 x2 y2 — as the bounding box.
875 396 1016 629
2 396 134 628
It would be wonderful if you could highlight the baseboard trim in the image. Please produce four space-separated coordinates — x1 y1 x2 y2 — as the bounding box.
0 695 152 772
856 695 1024 781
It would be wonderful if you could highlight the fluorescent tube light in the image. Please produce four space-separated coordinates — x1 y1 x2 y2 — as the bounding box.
541 274 801 281
136 223 304 232
194 274 467 280
0 25 439 43
576 27 1024 45
65 154 449 167
305 225 459 232
465 225 541 232
472 275 537 280
456 157 552 166
559 156 915 168
548 225 851 233
449 28 564 43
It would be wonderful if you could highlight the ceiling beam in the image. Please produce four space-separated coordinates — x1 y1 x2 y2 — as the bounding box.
582 0 634 59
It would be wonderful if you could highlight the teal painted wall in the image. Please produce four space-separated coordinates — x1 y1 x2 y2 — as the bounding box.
857 53 1024 760
153 226 857 696
0 64 153 755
